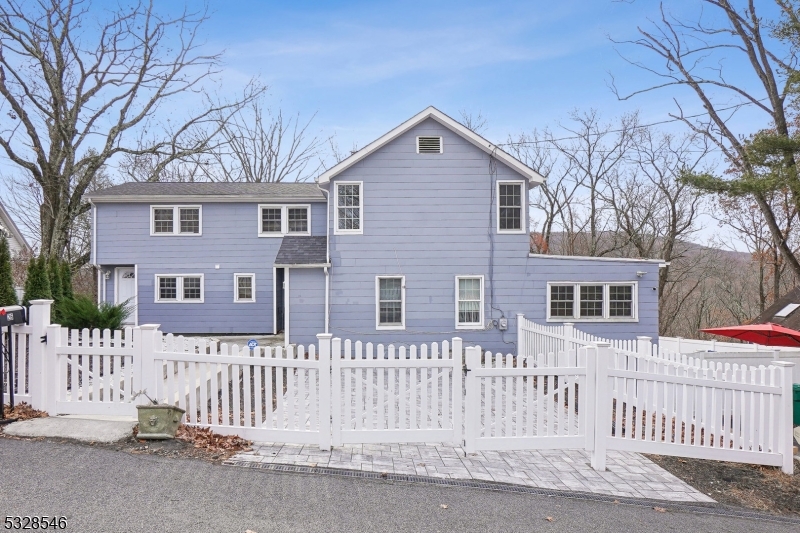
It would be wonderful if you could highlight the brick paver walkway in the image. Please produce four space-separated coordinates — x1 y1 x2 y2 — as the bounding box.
230 443 714 503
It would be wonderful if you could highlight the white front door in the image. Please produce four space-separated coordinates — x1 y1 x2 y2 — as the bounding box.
116 267 136 325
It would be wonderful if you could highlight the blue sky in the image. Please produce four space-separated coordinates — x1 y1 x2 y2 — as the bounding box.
189 0 765 149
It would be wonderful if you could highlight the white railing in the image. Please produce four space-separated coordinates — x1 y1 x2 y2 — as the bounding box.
660 336 800 354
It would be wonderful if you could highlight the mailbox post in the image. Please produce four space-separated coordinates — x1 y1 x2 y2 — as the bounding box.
0 305 27 422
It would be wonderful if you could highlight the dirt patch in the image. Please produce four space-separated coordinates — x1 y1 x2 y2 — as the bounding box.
647 454 800 516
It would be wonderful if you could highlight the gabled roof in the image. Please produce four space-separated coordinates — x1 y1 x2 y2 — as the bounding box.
86 182 326 203
317 106 546 185
0 200 31 253
751 287 800 330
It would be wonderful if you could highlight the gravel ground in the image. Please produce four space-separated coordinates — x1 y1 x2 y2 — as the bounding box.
647 454 800 516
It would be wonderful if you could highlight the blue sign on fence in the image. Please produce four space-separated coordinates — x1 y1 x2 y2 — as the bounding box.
247 339 258 349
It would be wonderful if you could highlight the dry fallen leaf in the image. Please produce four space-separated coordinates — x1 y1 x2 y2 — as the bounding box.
653 507 667 513
612 500 620 504
545 517 554 522
678 459 687 464
440 504 448 509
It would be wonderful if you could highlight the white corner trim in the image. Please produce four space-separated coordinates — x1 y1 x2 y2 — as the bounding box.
333 181 364 235
375 275 405 330
455 275 484 330
233 273 256 303
317 107 545 185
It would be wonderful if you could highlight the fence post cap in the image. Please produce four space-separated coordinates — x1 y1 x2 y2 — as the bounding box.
594 341 612 348
636 336 652 341
138 324 161 330
452 336 462 342
516 312 524 317
28 299 54 305
316 333 333 339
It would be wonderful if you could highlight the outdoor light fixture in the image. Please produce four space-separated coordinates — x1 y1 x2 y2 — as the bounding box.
636 271 647 277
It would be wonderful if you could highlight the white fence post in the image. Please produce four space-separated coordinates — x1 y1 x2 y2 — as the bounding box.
463 346 481 453
583 346 597 454
516 313 525 357
771 361 795 475
636 336 651 358
26 300 52 411
329 335 342 447
136 324 160 404
563 322 574 353
44 323 60 415
591 342 611 471
317 333 332 451
451 337 463 446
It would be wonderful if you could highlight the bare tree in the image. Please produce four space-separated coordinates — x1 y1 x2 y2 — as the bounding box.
458 109 488 135
611 0 800 279
0 0 262 261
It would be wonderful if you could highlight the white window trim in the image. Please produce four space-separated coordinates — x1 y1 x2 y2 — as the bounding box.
154 274 205 303
233 273 256 303
375 275 405 330
416 135 443 154
455 275 484 330
334 181 364 235
546 281 638 322
496 180 526 234
257 204 311 237
150 205 203 236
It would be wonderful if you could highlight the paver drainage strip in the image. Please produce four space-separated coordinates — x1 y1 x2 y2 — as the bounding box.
224 460 800 526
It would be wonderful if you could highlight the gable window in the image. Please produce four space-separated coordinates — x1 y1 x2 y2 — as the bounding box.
547 282 637 321
258 205 310 237
335 182 363 234
376 276 404 330
151 206 202 235
155 274 204 303
497 182 524 233
234 273 255 302
455 276 483 329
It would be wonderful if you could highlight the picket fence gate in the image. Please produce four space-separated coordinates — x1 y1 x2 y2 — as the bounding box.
6 301 796 474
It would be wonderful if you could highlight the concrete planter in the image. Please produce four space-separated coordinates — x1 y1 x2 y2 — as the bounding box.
136 404 185 440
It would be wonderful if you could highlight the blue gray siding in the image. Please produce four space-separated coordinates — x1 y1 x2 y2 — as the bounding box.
287 268 326 347
96 201 326 334
325 118 658 353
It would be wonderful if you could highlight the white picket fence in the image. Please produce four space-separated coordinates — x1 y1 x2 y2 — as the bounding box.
660 335 800 354
8 301 796 475
1 301 50 408
517 314 701 366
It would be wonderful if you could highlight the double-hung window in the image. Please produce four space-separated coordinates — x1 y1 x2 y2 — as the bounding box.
234 273 255 302
547 282 637 321
258 205 310 236
376 276 404 329
155 274 204 303
497 181 524 233
455 276 483 329
151 206 202 235
335 182 363 234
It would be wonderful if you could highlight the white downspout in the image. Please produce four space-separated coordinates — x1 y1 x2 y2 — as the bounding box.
317 180 330 334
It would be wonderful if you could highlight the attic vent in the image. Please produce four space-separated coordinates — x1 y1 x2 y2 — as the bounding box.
775 303 800 318
417 136 442 154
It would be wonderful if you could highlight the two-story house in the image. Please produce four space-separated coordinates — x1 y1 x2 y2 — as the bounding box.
88 107 662 352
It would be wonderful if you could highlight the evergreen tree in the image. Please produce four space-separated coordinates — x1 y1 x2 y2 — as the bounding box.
60 261 74 300
22 256 52 307
0 236 17 306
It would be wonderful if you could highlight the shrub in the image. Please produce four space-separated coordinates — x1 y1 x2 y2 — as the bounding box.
59 295 133 330
0 236 17 306
22 256 51 306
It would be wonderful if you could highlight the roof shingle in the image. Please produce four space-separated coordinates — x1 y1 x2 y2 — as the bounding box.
275 236 328 266
87 182 325 202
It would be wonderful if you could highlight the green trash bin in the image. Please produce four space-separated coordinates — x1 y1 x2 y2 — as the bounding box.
795 384 800 427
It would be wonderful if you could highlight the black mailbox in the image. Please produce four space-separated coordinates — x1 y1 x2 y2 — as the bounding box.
0 305 26 327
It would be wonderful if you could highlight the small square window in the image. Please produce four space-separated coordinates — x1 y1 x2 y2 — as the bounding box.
287 208 308 233
153 208 174 234
179 208 200 234
183 277 202 300
609 285 634 317
580 285 603 317
261 208 282 234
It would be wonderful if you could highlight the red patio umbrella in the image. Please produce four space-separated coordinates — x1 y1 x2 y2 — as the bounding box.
699 322 800 348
